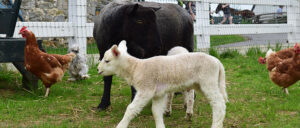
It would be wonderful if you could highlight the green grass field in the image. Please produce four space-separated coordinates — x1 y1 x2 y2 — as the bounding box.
0 48 299 127
211 35 247 47
44 43 99 55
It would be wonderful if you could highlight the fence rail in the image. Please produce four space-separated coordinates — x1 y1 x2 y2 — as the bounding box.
194 0 300 49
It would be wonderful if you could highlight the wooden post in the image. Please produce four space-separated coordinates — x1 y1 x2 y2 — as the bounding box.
68 0 87 55
195 1 210 50
287 0 300 43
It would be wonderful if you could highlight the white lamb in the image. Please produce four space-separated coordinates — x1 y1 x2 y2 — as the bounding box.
165 46 195 120
97 40 228 128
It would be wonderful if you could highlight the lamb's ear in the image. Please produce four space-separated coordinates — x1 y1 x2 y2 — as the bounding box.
118 40 128 52
111 45 120 57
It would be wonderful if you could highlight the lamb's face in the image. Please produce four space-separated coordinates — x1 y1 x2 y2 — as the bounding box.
98 45 120 76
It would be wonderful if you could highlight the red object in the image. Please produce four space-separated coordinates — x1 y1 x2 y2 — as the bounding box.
294 43 300 54
19 26 27 33
259 57 266 64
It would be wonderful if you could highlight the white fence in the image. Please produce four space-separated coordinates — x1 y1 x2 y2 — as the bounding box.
193 0 300 50
13 0 300 53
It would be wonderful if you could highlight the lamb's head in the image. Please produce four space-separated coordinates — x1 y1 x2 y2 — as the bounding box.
97 40 128 76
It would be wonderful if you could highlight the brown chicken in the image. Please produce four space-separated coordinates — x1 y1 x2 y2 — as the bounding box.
259 43 300 94
19 26 76 97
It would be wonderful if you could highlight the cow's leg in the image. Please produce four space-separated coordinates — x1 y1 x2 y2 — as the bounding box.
130 86 137 101
97 76 113 110
183 89 194 120
117 91 153 128
199 81 226 128
152 94 167 128
164 92 174 116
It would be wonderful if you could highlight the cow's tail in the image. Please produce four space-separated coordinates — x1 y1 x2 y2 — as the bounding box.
218 61 228 103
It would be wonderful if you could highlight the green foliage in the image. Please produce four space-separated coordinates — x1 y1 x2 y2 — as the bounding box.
209 47 219 58
240 19 253 24
246 47 263 56
220 49 241 58
275 43 282 51
211 35 247 47
44 43 99 55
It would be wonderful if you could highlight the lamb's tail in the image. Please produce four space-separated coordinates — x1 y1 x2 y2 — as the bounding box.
218 62 228 103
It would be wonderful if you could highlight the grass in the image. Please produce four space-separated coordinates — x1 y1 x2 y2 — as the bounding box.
44 43 99 55
1 49 300 127
211 35 247 47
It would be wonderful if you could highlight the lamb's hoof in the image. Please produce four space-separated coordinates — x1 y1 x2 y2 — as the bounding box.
81 75 90 79
164 111 171 117
185 113 193 121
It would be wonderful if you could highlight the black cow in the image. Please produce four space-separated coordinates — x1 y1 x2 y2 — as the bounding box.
93 0 194 110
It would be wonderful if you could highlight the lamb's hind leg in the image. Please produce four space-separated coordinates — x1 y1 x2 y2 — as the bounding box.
152 94 168 128
184 89 195 120
200 82 226 128
165 93 174 116
117 91 153 128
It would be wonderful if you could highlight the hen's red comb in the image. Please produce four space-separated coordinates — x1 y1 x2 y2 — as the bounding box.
294 43 298 48
259 57 266 64
20 26 27 32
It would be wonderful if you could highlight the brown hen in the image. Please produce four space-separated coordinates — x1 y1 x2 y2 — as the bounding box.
19 26 76 97
259 44 300 94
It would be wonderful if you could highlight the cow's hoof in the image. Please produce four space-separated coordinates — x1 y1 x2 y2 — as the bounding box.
185 113 193 121
94 102 111 111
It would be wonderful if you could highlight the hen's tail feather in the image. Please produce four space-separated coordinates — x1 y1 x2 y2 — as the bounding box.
67 52 76 60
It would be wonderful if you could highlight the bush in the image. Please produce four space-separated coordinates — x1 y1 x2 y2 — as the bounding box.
209 47 220 58
220 49 241 59
246 47 263 56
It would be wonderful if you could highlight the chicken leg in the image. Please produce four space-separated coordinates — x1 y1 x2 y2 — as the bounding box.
283 88 289 95
45 88 50 97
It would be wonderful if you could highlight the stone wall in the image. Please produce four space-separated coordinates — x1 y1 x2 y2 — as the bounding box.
19 0 111 22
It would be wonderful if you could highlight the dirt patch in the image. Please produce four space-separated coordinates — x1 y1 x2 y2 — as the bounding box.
0 89 16 97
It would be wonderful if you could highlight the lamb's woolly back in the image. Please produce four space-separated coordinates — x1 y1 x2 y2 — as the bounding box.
266 49 275 58
167 46 189 56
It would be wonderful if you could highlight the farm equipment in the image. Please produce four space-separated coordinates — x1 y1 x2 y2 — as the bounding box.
0 0 44 89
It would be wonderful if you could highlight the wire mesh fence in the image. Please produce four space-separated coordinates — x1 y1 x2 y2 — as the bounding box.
8 0 299 66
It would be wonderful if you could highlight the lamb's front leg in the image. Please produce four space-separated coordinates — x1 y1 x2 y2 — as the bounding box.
117 92 154 128
152 94 168 128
